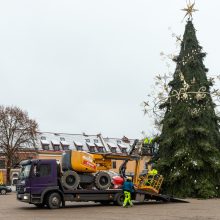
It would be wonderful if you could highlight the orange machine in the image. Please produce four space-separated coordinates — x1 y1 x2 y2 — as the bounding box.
69 151 97 173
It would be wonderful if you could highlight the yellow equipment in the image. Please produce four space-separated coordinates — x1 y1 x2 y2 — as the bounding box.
61 139 163 194
136 173 164 194
69 151 97 173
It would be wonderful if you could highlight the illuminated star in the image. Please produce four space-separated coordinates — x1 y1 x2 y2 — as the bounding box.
182 1 198 20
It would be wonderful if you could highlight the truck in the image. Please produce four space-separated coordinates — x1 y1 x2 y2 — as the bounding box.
16 140 185 208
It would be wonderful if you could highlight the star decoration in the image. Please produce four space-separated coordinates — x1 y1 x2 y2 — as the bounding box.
182 1 198 20
176 35 182 43
143 101 149 107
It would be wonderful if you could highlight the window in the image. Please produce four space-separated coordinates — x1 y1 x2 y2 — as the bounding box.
42 145 49 151
51 140 60 151
60 137 65 141
37 164 51 177
41 138 50 147
53 145 60 151
85 139 90 143
117 140 121 144
121 148 127 153
97 147 104 153
89 146 95 153
76 146 83 151
0 159 5 169
111 147 117 153
62 146 69 151
41 136 46 140
12 173 18 178
112 161 117 169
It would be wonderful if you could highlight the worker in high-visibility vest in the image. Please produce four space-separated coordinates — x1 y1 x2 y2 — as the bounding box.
145 163 158 186
143 137 153 145
122 177 134 208
143 137 154 155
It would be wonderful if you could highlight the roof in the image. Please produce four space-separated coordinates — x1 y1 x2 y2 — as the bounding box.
35 132 135 154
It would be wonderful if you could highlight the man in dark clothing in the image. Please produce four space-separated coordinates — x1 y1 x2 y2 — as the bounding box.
122 177 134 207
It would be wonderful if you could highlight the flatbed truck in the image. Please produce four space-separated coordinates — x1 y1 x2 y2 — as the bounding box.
16 159 186 208
16 140 187 208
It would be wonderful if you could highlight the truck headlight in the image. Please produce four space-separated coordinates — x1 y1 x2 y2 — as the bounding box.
23 195 28 200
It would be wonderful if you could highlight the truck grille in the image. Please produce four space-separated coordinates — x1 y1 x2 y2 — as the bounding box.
16 185 24 193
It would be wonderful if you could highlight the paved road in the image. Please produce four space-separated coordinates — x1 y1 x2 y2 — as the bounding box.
0 193 220 220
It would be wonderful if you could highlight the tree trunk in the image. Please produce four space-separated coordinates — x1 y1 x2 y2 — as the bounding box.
6 158 11 185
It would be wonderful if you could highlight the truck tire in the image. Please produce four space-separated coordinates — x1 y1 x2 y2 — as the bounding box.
46 192 61 209
114 192 124 206
61 170 80 190
95 172 111 190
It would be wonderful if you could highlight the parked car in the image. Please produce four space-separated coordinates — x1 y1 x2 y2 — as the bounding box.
0 185 12 195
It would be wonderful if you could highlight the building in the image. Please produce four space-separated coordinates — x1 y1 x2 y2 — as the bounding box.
0 132 149 184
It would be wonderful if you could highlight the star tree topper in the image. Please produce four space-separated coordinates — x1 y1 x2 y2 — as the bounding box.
182 1 198 20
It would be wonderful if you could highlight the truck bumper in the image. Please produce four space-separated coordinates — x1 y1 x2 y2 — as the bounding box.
17 193 31 203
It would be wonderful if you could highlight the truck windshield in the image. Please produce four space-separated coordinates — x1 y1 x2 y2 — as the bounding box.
19 164 32 180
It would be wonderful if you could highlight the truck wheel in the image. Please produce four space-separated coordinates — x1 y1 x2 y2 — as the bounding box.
46 192 61 209
114 192 124 206
95 172 111 190
61 170 80 190
1 189 7 195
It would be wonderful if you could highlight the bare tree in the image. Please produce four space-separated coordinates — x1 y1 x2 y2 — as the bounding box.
0 106 38 184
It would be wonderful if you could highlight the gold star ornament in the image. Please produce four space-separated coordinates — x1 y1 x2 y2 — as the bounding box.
182 1 198 20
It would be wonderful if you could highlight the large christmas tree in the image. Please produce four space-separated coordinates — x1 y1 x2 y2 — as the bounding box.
157 5 220 198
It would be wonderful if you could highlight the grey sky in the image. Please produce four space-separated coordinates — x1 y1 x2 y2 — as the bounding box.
0 1 220 138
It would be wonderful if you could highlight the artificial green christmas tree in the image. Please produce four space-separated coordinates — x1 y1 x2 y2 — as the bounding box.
157 10 220 198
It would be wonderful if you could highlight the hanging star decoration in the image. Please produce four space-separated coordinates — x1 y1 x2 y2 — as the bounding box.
181 1 198 20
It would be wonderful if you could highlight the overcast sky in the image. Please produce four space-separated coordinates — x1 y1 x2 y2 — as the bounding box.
0 0 220 139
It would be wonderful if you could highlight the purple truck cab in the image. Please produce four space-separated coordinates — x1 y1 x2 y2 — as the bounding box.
16 158 126 209
17 159 60 206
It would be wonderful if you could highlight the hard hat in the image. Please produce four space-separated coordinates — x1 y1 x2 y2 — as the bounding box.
126 176 132 181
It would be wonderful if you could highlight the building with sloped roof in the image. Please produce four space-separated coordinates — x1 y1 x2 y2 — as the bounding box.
0 132 148 184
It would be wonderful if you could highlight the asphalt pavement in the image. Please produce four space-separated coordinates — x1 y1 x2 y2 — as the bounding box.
0 193 220 220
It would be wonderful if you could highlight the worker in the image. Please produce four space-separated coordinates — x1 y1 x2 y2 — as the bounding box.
145 163 158 186
143 137 154 155
122 177 134 208
144 137 154 145
148 163 158 176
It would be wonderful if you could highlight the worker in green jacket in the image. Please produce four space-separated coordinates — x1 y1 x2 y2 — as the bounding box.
122 177 134 208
